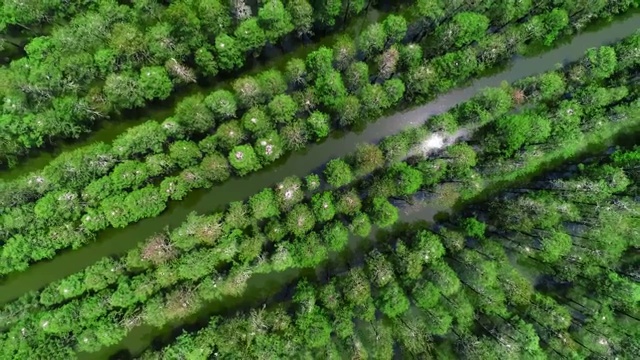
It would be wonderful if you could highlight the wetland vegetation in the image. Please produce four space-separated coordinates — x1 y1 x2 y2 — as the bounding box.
0 1 638 359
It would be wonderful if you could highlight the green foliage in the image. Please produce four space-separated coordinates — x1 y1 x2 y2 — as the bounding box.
194 47 219 77
199 153 231 183
214 120 245 151
352 143 384 177
584 46 618 80
215 34 244 71
287 0 314 37
383 78 406 106
313 70 347 111
174 95 214 134
358 23 386 58
249 189 280 220
461 217 486 239
345 61 369 93
205 90 237 120
286 204 316 237
376 281 410 318
103 72 144 109
241 107 272 136
368 197 398 228
311 191 335 222
276 176 303 211
5 10 640 357
110 160 149 191
138 66 172 101
335 189 362 215
322 221 349 251
387 162 423 196
349 212 372 237
383 14 407 45
258 69 287 100
233 76 263 108
485 113 551 158
541 8 569 46
285 58 307 86
304 174 320 191
306 111 330 140
443 12 490 48
268 94 298 124
228 144 261 176
280 119 309 150
112 121 167 158
235 18 266 52
539 230 572 263
169 141 202 168
258 0 294 43
536 72 566 100
333 35 357 71
306 47 334 80
254 131 285 164
324 158 353 187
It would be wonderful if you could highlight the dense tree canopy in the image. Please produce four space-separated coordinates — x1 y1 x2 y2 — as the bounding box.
1 2 640 359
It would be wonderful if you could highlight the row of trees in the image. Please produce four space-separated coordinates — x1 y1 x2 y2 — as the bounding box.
2 0 635 168
137 144 639 358
3 28 623 284
0 0 400 168
3 6 636 276
2 50 639 356
0 165 407 355
1 0 94 36
0 10 413 274
7 0 638 210
0 0 492 212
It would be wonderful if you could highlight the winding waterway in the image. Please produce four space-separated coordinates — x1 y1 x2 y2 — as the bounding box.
2 12 639 309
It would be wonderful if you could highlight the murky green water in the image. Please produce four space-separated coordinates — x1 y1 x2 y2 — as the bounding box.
2 13 640 311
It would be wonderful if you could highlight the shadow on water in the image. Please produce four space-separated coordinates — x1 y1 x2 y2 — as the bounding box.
2 13 640 306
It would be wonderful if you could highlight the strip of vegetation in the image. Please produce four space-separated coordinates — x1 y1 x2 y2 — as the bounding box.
0 0 547 213
132 146 638 359
1 34 636 310
115 119 640 359
0 9 412 274
0 0 414 168
1 41 638 356
2 0 623 205
2 5 633 277
131 148 640 359
0 0 119 35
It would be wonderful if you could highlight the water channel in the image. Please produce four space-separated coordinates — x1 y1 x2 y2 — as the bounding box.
1 12 639 308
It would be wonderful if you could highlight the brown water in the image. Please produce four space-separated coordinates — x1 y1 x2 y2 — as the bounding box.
2 13 639 308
